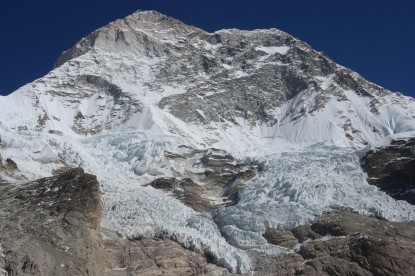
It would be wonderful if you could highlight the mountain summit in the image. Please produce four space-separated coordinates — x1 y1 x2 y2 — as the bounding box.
2 10 415 149
1 11 415 274
53 10 202 68
3 11 415 151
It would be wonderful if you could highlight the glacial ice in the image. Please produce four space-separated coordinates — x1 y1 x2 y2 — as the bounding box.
2 125 415 273
98 138 415 273
1 13 415 273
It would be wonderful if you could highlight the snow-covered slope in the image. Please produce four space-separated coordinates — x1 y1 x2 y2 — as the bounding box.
1 10 415 273
1 11 415 150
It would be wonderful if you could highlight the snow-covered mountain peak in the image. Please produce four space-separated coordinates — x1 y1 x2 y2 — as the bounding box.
2 10 415 273
127 9 199 29
54 10 204 68
3 11 415 151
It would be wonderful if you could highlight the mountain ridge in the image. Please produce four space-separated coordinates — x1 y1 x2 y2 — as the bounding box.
1 10 415 274
53 10 205 69
2 10 414 150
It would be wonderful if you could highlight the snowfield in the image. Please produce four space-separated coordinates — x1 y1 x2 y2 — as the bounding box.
1 10 415 273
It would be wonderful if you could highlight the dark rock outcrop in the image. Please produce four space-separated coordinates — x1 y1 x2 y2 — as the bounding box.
290 224 321 243
254 211 415 275
0 168 104 275
362 137 415 204
262 228 298 248
250 253 304 276
4 158 18 172
0 169 228 275
149 148 259 212
295 211 415 275
149 177 218 212
0 157 27 183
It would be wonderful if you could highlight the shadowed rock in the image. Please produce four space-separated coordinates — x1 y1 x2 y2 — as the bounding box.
5 158 19 172
262 228 298 248
148 148 259 212
294 211 415 275
362 137 415 204
253 211 415 275
0 169 228 275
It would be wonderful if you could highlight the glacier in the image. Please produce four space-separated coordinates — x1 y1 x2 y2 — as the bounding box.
1 10 415 273
2 126 415 272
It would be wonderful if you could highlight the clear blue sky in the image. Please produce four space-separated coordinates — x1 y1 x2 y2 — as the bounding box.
0 0 414 97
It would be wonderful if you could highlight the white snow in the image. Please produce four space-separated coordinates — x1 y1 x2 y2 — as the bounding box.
256 46 290 55
0 244 5 276
1 15 415 274
255 46 290 66
216 146 415 237
377 130 415 148
232 70 249 78
316 75 334 90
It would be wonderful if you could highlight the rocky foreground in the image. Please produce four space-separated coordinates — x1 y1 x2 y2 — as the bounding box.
1 167 414 275
0 168 228 276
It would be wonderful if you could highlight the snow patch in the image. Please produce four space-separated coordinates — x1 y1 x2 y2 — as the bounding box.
0 243 5 276
256 46 290 55
316 75 334 90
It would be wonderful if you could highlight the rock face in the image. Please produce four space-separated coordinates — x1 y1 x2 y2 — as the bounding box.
0 168 104 275
255 211 415 276
0 155 27 185
295 211 415 276
0 169 227 275
362 137 415 204
149 147 259 212
4 158 18 172
262 228 299 248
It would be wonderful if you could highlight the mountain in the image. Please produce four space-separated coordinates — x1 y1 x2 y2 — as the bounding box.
1 10 415 275
2 10 415 149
